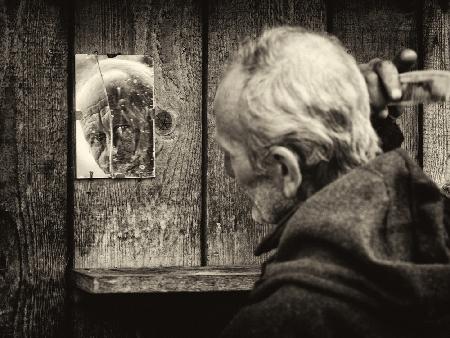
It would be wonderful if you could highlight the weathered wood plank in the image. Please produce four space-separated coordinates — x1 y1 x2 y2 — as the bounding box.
0 0 68 337
73 266 260 293
207 0 327 265
74 0 202 268
329 0 420 161
0 4 19 337
422 0 450 187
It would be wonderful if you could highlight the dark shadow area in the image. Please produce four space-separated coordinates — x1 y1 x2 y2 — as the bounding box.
73 290 249 338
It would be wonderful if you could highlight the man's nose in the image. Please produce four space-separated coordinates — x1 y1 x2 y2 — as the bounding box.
224 152 235 178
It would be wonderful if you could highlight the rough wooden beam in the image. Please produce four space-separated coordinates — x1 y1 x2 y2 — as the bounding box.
73 266 260 293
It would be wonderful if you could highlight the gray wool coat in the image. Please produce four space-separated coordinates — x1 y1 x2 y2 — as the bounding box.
221 148 450 338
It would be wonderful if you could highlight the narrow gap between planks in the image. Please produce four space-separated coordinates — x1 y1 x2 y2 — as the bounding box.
65 0 76 335
416 0 425 168
200 0 210 266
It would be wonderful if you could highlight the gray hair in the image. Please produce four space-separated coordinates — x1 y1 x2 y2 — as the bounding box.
231 26 381 188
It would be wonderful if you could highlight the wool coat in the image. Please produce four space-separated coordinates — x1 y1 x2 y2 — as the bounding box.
221 148 450 337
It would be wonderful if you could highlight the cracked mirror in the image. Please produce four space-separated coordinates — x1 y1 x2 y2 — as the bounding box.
75 54 155 179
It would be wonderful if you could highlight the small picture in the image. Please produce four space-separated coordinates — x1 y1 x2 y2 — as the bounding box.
75 54 155 179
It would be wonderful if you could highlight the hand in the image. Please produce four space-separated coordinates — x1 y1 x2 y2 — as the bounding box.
359 49 418 119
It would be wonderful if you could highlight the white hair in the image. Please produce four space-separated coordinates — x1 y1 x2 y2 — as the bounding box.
231 26 381 188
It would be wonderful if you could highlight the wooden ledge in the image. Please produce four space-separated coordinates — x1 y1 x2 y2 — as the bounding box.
73 266 260 294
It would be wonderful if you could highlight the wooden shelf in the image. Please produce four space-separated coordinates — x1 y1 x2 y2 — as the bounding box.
73 266 260 294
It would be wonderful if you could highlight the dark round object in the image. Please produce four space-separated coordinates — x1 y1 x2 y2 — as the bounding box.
155 110 174 134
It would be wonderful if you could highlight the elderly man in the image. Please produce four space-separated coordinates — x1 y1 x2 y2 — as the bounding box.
215 27 450 337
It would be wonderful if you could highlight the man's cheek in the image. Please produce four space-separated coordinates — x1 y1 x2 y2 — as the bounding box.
254 185 290 224
249 188 271 222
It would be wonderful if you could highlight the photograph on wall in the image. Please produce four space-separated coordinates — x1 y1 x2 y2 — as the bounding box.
75 54 155 179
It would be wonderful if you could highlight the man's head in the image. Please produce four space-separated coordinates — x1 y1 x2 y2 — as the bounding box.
214 26 381 224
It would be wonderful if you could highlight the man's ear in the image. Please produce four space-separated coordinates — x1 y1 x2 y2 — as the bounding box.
269 146 302 199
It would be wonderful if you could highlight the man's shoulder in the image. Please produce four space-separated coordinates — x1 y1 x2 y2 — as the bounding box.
361 148 411 176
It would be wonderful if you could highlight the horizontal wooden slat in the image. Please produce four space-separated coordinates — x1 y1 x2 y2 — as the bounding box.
73 266 260 294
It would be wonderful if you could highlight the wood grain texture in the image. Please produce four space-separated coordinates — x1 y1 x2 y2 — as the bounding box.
207 0 327 265
73 266 259 293
74 0 202 268
422 0 450 187
329 0 421 161
0 1 68 337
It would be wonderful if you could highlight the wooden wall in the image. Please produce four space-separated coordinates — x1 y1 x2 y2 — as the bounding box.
0 1 69 336
74 0 203 269
0 0 449 337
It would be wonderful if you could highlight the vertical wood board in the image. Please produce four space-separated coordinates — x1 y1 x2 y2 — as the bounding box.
0 0 68 336
329 0 420 161
74 0 203 268
207 0 327 265
422 0 450 187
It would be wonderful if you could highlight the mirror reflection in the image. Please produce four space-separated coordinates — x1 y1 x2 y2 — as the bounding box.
75 54 155 179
